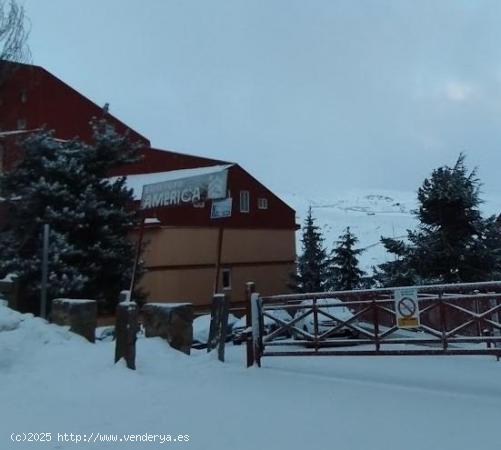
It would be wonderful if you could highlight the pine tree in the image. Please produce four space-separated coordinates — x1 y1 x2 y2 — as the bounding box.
290 207 329 292
0 120 142 313
327 227 365 291
376 154 501 286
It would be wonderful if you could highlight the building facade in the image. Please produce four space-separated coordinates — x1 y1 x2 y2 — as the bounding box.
0 63 297 306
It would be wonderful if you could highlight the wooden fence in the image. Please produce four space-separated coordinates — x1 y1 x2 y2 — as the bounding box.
245 281 501 366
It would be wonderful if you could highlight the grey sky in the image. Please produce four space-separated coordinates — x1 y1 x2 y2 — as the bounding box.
23 0 501 198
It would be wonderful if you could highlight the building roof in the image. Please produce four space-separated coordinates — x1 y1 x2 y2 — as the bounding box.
110 146 232 177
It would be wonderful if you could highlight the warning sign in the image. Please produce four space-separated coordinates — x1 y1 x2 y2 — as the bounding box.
394 288 420 328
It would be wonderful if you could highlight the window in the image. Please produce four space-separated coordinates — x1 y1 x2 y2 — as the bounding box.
222 268 231 290
258 198 268 210
17 118 27 130
240 190 250 213
20 90 27 103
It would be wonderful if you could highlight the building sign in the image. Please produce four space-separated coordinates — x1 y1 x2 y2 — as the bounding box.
211 198 232 219
394 288 420 328
140 167 228 210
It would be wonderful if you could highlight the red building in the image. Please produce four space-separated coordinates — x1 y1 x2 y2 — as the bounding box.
0 62 297 305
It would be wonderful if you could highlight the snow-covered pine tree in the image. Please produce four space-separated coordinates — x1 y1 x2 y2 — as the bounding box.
376 154 501 286
327 227 365 291
0 131 89 312
290 207 329 293
70 119 142 311
0 120 142 313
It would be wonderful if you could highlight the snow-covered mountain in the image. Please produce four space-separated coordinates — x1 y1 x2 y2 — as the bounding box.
280 189 501 273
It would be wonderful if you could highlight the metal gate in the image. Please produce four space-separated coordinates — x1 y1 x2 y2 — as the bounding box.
246 281 501 366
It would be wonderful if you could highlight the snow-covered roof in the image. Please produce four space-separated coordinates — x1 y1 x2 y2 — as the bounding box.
111 164 234 200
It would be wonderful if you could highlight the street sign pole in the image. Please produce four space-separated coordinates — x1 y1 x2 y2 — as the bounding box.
211 198 232 294
40 223 50 319
214 225 224 294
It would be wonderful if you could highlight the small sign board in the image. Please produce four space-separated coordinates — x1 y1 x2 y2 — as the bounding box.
211 198 232 219
394 288 420 328
140 167 229 210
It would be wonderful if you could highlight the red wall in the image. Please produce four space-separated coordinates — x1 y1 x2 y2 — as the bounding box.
0 63 297 231
0 62 148 145
139 165 297 230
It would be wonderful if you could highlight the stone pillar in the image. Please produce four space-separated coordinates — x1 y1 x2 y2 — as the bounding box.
0 276 20 311
51 299 97 343
142 303 193 355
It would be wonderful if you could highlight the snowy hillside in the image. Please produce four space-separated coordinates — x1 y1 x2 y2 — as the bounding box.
1 300 501 450
281 189 501 273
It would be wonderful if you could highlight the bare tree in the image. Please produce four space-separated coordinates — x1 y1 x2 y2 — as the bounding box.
0 0 30 83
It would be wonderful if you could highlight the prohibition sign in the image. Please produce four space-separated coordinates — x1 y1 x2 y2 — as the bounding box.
397 297 417 318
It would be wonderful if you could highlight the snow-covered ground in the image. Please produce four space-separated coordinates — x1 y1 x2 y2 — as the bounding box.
281 189 501 272
1 301 500 450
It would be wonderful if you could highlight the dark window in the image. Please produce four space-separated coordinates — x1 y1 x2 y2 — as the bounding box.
258 198 268 210
222 268 231 290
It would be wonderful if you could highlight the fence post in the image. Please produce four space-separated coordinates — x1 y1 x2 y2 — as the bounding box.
245 282 256 367
115 301 138 370
207 293 229 362
439 293 448 351
251 292 263 367
372 299 380 352
313 298 319 351
473 290 482 337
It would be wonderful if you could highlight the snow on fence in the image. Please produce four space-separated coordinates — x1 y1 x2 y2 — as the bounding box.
245 281 501 366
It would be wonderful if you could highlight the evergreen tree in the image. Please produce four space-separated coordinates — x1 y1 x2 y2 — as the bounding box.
0 120 141 313
327 227 365 291
372 237 419 287
290 207 329 292
376 154 501 286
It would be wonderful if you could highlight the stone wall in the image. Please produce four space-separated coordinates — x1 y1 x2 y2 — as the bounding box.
51 299 97 343
142 303 193 354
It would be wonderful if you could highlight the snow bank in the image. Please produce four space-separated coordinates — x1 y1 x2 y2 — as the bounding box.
0 301 89 375
0 299 23 332
1 300 500 450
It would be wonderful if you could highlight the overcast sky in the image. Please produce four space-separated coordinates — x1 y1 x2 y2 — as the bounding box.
23 0 501 198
